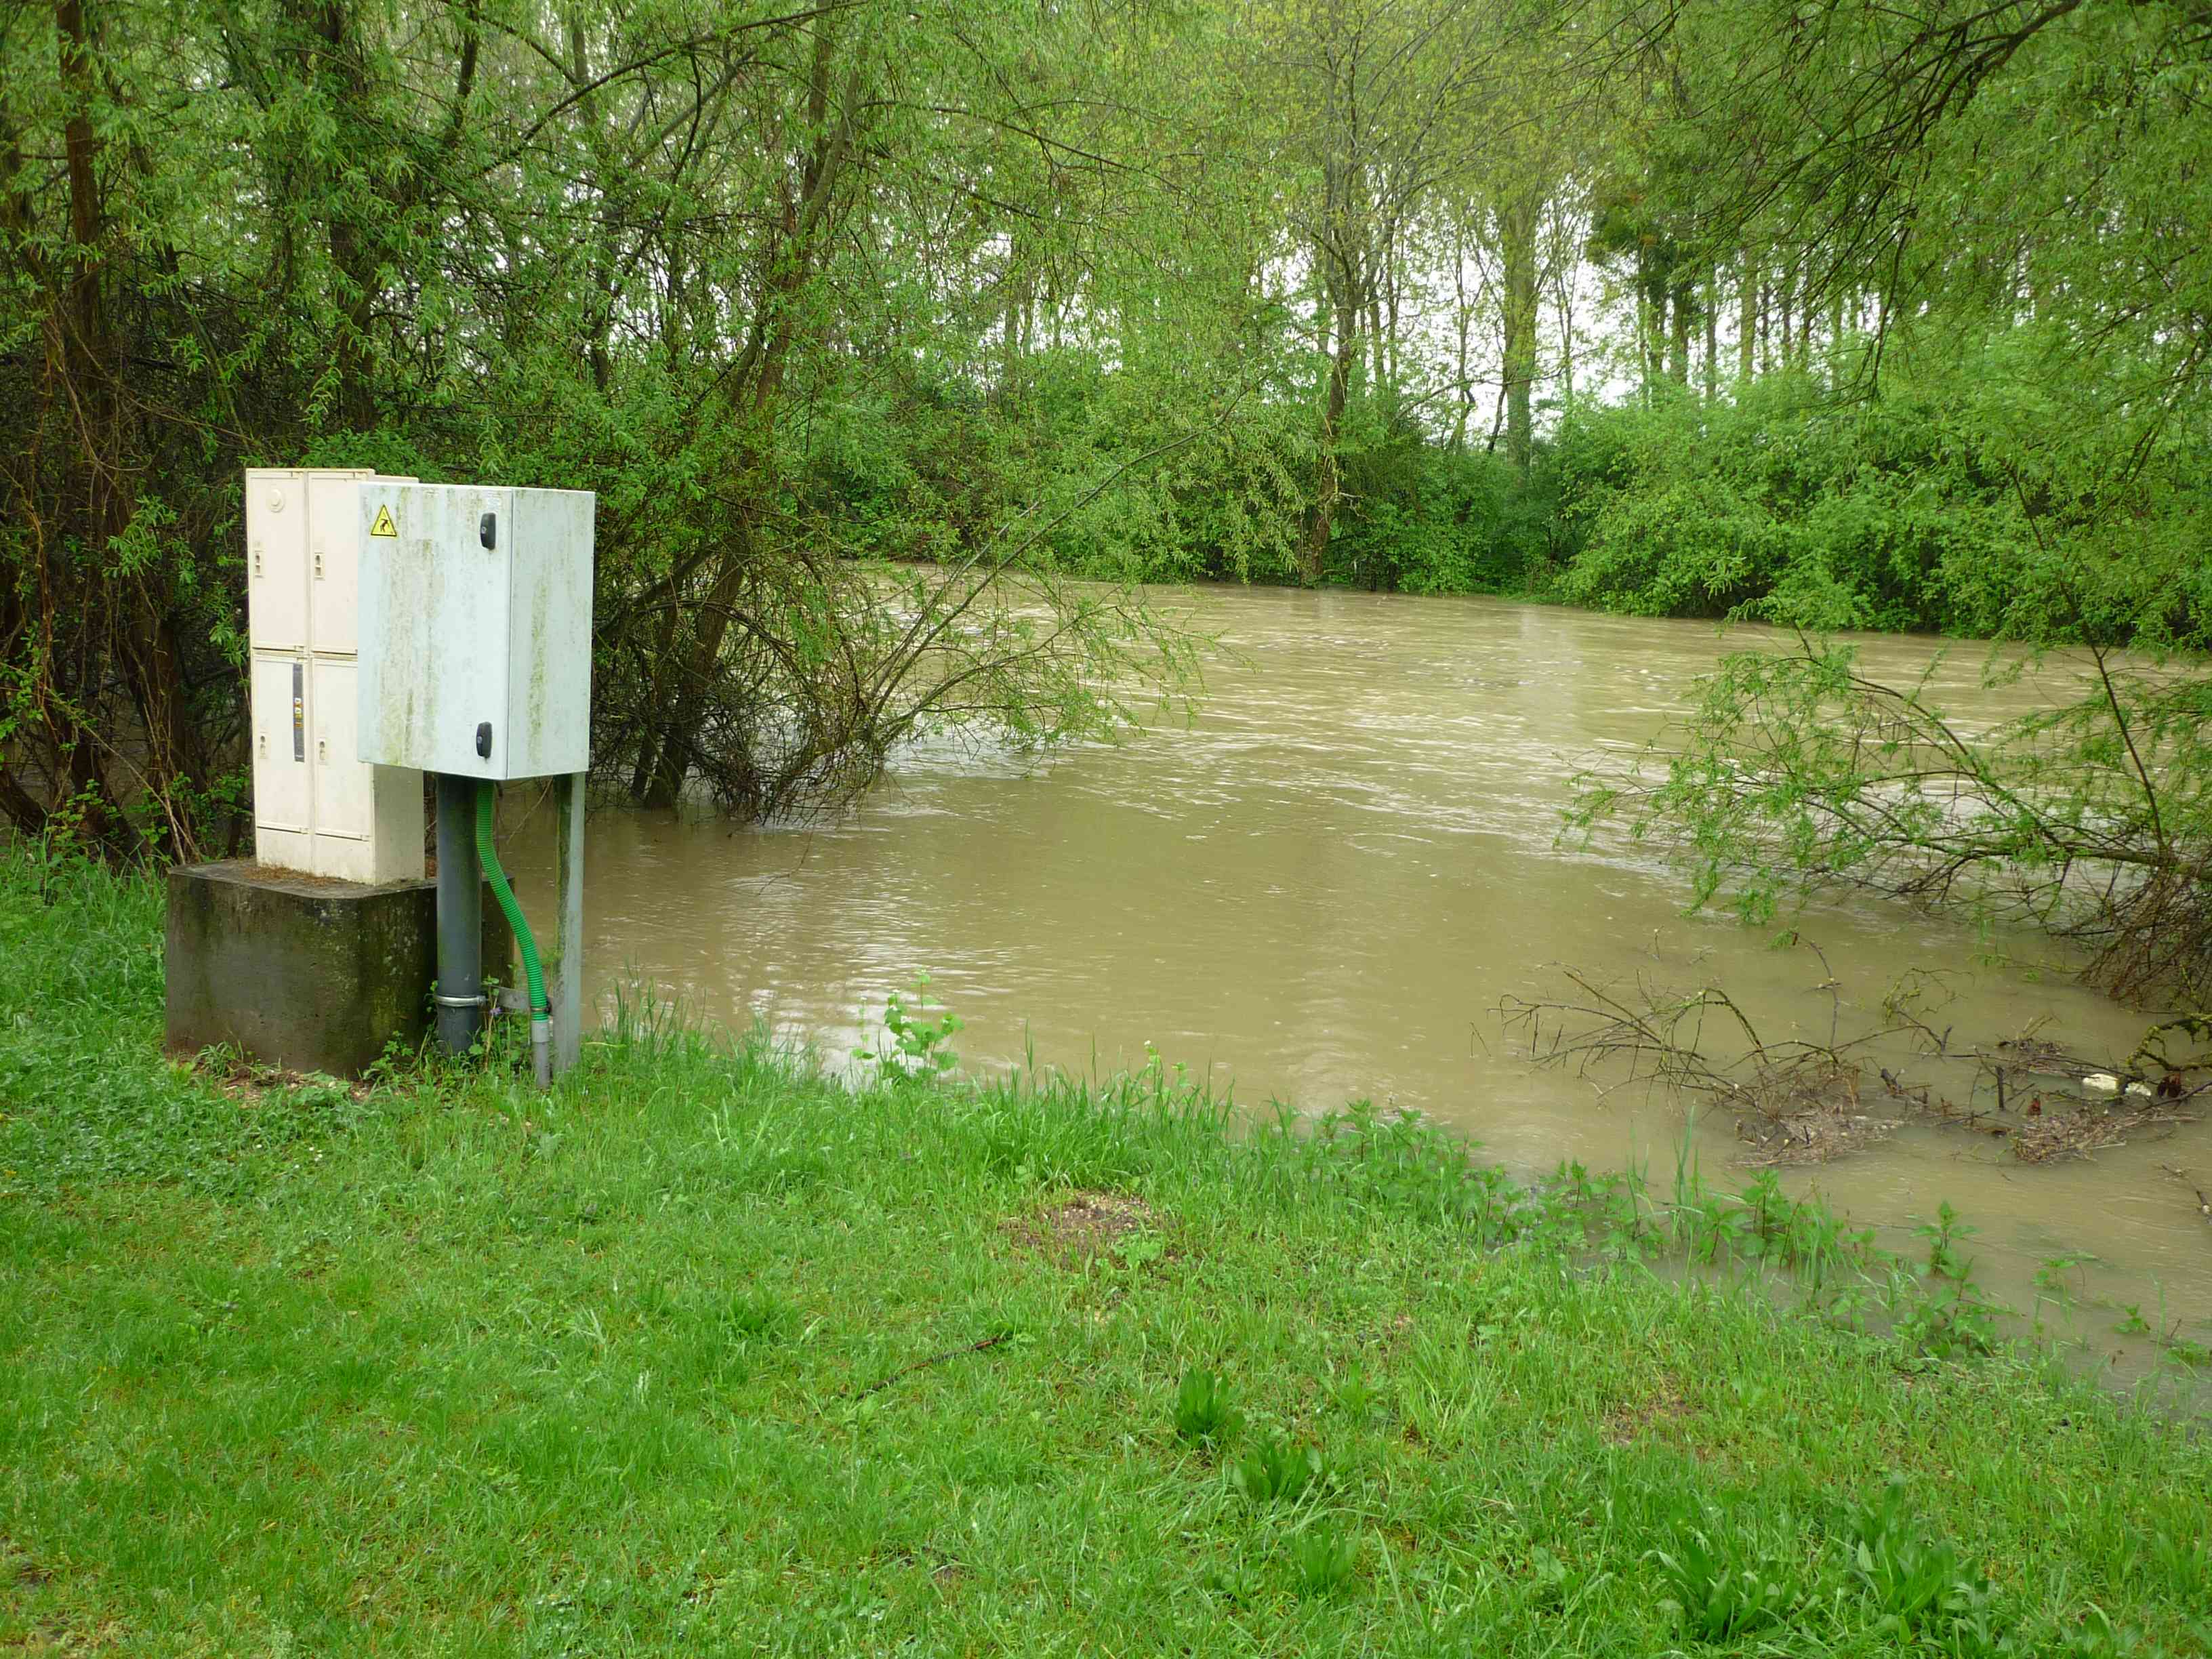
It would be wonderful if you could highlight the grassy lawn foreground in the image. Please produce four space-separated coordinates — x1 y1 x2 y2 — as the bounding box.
3 857 2209 1656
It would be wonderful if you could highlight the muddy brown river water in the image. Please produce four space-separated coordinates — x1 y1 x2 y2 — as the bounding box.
516 588 2212 1364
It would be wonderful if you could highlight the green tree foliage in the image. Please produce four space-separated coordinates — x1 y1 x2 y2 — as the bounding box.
0 0 1240 848
1622 0 2212 645
1580 636 2212 1002
1569 0 2212 999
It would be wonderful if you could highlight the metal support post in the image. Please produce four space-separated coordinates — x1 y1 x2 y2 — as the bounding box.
545 772 586 1076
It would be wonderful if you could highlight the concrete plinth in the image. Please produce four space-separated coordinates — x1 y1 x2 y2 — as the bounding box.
165 861 512 1077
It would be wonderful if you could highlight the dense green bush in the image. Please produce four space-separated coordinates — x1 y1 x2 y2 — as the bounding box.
1544 366 2212 646
728 346 2207 649
749 346 2171 636
1551 375 2005 630
1330 399 1554 594
975 373 1557 594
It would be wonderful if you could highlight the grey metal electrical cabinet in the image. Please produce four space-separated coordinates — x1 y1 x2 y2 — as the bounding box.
354 482 595 781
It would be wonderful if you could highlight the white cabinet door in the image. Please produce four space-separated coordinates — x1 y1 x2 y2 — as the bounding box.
310 657 371 840
245 472 308 652
250 653 310 831
356 483 515 775
306 472 363 654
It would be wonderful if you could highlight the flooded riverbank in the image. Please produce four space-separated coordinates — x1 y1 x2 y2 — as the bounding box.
514 588 2211 1363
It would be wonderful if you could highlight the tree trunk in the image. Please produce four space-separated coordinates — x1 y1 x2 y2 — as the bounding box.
1552 246 1577 411
1737 250 1757 385
1449 223 1473 453
1701 266 1717 399
49 0 143 837
1301 302 1353 586
1300 123 1359 589
302 0 380 432
1499 193 1538 481
1368 243 1388 390
1635 258 1658 402
1382 229 1400 387
640 527 753 808
570 16 618 395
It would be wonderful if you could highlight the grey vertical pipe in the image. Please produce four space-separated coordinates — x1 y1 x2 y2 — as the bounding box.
433 773 485 1052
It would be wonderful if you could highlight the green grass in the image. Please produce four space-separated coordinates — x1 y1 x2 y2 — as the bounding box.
3 854 2210 1655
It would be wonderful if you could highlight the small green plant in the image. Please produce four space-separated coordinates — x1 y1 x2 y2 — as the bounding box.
1935 1577 2022 1658
1323 1365 1383 1427
1843 1477 1988 1637
1525 1544 1572 1610
281 1073 356 1113
1897 1202 1998 1357
1738 1168 1789 1261
1919 1201 1975 1282
26 783 101 904
2032 1252 2091 1305
723 1290 796 1347
1199 1559 1265 1605
1110 1230 1167 1271
2158 1332 2211 1369
853 972 964 1084
1645 1504 1802 1641
1172 1368 1242 1445
1229 1435 1324 1504
2031 1252 2097 1333
2133 1521 2210 1599
1288 1523 1359 1598
2054 1605 2154 1658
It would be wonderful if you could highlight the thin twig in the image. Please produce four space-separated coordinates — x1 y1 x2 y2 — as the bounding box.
852 1332 1010 1399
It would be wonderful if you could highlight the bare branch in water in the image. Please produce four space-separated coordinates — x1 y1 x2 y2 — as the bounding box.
1500 944 2205 1168
1498 951 1912 1167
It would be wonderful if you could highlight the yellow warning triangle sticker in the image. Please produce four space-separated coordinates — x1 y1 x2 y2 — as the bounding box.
368 504 398 538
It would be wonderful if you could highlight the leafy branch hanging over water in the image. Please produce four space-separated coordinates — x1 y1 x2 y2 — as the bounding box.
1572 638 2212 1004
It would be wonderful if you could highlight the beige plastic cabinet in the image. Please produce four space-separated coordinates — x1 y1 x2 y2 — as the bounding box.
248 654 312 872
243 469 425 883
304 471 367 654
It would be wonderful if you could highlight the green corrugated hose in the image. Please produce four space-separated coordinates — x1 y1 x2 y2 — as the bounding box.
476 781 549 1084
